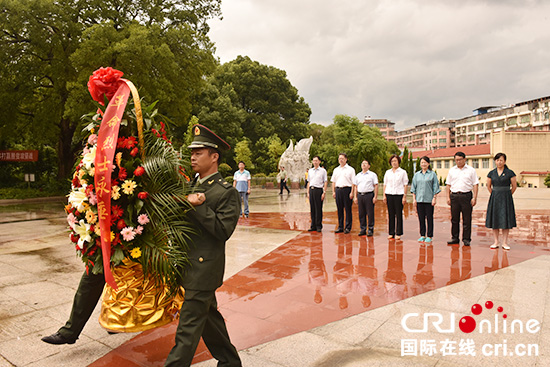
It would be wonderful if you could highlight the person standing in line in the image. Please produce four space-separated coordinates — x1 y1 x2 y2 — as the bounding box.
411 156 441 244
383 154 408 240
306 156 328 232
352 159 378 237
277 166 290 194
486 152 517 250
446 151 479 247
331 153 355 234
233 161 251 218
165 124 242 366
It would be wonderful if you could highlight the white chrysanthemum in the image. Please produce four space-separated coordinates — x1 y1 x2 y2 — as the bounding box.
74 219 92 249
82 145 97 170
68 185 88 212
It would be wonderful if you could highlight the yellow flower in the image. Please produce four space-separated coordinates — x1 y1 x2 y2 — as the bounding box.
122 180 137 195
94 224 101 236
116 152 123 168
111 185 121 200
130 247 142 259
110 231 115 242
85 210 96 224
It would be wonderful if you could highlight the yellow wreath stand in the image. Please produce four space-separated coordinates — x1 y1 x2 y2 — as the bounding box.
97 81 185 333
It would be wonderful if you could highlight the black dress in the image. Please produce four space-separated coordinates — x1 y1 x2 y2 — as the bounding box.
485 167 516 229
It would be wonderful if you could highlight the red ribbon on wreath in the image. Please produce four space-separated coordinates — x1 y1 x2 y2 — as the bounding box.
90 67 144 290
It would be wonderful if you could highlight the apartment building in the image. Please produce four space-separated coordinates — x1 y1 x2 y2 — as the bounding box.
362 118 396 142
394 119 455 151
455 96 550 147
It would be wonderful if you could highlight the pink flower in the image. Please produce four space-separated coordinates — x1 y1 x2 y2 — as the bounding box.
88 134 98 145
137 214 150 225
120 227 136 241
135 225 144 235
88 191 97 205
67 213 78 228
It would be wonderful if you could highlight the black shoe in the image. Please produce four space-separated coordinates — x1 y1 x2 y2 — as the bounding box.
367 230 373 236
463 240 471 246
334 229 344 233
358 231 366 236
308 228 316 232
41 332 76 345
316 229 322 232
344 229 350 234
107 331 117 335
447 238 460 245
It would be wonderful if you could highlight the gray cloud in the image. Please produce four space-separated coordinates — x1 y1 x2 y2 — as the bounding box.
209 0 550 128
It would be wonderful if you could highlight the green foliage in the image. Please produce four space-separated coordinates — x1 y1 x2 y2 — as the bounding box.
400 146 414 183
310 115 397 180
545 173 550 188
218 163 232 177
254 134 285 174
0 0 221 181
234 139 255 170
196 55 311 171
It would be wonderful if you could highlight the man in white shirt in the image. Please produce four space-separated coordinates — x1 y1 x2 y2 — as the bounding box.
331 153 355 233
306 156 328 232
446 151 479 246
353 160 378 237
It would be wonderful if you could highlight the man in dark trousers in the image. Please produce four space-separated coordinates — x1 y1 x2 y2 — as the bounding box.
306 156 327 232
331 153 356 234
353 160 379 236
165 124 241 366
446 151 479 246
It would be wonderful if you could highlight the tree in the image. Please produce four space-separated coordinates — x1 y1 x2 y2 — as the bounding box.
253 134 285 174
234 139 254 170
198 56 311 146
545 172 550 188
0 0 221 180
400 146 414 183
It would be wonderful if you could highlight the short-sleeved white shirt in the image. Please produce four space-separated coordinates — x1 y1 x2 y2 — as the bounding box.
331 164 355 188
383 167 408 195
353 170 378 193
308 167 327 188
446 164 479 193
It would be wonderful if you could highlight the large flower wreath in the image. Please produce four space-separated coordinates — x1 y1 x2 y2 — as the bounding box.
66 67 193 296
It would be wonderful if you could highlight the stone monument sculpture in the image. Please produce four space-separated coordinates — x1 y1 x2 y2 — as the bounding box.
278 136 313 183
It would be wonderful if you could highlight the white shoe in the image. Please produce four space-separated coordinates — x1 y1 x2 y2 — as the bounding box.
502 244 511 250
490 244 499 249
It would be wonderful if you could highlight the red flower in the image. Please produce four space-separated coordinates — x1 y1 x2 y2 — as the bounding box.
70 233 79 243
87 67 125 105
116 219 127 230
72 176 80 187
138 191 148 200
118 167 127 181
111 205 124 219
125 136 137 149
117 137 126 148
134 166 145 177
130 147 139 157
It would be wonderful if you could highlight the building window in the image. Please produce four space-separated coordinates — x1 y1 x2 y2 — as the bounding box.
472 159 479 168
439 130 447 135
432 139 437 143
468 135 475 141
444 160 450 168
439 138 446 143
437 160 442 169
507 117 517 125
482 158 489 168
521 115 530 124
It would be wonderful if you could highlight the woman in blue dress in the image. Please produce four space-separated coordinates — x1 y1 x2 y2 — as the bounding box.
486 152 517 250
411 156 441 244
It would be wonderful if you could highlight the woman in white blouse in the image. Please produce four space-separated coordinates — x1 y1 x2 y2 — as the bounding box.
383 154 409 240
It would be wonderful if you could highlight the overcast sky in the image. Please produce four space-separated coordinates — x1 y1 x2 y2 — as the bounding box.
208 0 550 129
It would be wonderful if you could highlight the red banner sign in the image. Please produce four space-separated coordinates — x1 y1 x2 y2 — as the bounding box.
94 83 132 290
0 150 38 162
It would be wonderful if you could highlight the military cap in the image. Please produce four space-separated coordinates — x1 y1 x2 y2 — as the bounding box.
187 124 231 151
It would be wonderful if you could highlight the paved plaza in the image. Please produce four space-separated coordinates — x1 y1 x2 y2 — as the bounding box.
1 188 549 366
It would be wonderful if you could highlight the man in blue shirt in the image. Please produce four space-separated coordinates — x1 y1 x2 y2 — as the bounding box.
233 161 251 218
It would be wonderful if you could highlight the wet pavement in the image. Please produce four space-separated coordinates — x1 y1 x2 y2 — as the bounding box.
1 188 550 366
